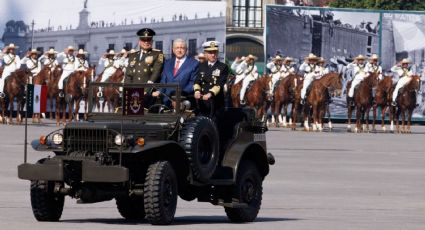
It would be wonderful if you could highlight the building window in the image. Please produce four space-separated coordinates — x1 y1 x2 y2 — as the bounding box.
233 0 262 28
155 41 163 51
108 44 115 51
78 44 85 50
188 39 197 57
124 42 132 51
207 37 215 42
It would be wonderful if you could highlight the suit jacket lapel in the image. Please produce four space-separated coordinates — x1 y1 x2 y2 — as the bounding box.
175 57 190 78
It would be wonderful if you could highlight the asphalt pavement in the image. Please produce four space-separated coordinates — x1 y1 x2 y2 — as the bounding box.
1 121 424 230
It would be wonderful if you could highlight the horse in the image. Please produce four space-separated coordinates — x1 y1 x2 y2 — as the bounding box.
241 76 273 120
392 75 421 133
303 72 343 131
346 72 379 133
31 66 51 123
270 74 303 129
0 69 30 125
47 66 68 126
372 76 394 132
229 76 243 108
64 67 93 122
94 68 124 113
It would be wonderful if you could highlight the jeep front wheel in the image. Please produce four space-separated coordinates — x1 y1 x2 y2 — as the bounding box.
30 180 64 222
144 161 178 225
225 160 263 223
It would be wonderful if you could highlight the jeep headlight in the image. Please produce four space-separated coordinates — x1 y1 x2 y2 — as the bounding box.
52 133 63 145
114 134 124 146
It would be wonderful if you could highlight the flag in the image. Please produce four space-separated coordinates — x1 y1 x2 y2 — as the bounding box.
27 84 47 113
123 87 144 116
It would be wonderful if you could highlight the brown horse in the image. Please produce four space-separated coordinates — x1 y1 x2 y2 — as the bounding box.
372 76 394 132
346 73 379 133
0 69 30 124
31 66 51 123
238 76 272 120
64 67 93 122
229 77 243 108
94 68 124 113
270 74 303 129
303 72 343 131
47 66 68 126
392 75 421 133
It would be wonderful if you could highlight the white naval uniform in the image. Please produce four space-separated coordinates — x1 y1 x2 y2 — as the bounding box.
238 61 259 101
299 62 320 99
0 53 21 93
391 65 413 102
347 62 367 98
57 52 76 90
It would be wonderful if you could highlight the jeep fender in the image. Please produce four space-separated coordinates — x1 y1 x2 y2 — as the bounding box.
221 142 269 182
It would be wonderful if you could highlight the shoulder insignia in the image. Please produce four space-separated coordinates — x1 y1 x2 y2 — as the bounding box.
158 53 164 63
152 48 161 52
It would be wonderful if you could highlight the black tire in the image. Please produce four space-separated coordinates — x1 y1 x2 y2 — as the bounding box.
225 161 263 223
180 116 219 182
144 161 178 225
116 195 145 220
30 180 64 222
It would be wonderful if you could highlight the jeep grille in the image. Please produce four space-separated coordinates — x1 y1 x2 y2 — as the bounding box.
63 128 115 153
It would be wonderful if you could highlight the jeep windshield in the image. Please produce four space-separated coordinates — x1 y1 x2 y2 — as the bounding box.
87 82 186 122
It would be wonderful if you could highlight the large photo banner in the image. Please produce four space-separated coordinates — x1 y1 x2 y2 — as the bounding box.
266 5 425 120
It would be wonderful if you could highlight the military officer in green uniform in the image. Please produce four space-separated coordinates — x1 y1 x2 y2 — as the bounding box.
125 28 164 84
193 41 229 117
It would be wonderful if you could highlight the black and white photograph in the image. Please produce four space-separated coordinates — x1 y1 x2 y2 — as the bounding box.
381 12 425 117
266 5 381 117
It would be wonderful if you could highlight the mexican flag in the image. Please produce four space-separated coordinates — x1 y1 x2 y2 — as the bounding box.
27 84 47 113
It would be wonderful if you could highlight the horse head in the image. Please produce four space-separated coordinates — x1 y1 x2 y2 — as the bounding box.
409 75 422 92
259 75 273 101
366 72 380 88
322 72 343 97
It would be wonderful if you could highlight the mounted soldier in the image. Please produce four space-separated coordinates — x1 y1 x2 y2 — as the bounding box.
22 49 42 83
74 49 89 71
0 43 21 98
299 53 320 105
57 46 76 97
346 54 367 106
366 54 383 81
97 50 120 97
42 48 59 69
390 58 417 107
267 55 295 96
238 54 259 105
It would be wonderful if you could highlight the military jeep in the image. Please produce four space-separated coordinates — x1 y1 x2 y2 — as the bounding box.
18 82 274 225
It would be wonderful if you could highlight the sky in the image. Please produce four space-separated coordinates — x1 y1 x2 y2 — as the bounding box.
0 0 225 34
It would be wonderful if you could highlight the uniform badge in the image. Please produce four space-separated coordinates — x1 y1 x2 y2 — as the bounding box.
158 54 164 63
145 56 153 65
212 69 221 77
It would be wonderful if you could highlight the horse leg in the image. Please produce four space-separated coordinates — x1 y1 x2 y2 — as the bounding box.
401 110 406 133
281 104 288 127
62 100 67 125
355 107 361 133
396 108 401 133
381 105 387 132
372 104 377 132
347 102 352 132
318 105 325 132
311 104 318 132
303 105 310 131
75 99 81 121
8 95 14 125
407 109 412 134
291 102 297 131
365 106 371 133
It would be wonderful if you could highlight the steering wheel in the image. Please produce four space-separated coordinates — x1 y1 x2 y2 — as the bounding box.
147 104 171 114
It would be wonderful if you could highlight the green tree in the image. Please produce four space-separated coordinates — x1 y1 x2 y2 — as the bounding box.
329 0 425 10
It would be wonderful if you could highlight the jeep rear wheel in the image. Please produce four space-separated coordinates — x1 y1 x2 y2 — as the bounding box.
225 161 263 223
116 195 145 220
30 180 64 222
144 161 178 225
180 116 219 182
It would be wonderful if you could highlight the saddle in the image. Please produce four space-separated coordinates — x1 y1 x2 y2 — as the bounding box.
272 79 281 93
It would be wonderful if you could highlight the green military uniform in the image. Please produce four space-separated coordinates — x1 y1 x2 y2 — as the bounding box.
125 28 164 84
125 49 164 83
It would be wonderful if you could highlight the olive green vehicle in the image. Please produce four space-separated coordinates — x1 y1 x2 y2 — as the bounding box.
18 83 275 225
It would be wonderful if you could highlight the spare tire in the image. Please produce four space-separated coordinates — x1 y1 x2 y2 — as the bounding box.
180 116 219 182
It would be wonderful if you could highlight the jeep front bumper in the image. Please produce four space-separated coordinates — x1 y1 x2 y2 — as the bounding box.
18 159 129 183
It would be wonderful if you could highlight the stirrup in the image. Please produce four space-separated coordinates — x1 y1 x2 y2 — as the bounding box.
300 99 305 105
59 91 64 98
240 100 246 105
391 101 397 107
97 91 103 98
0 92 5 98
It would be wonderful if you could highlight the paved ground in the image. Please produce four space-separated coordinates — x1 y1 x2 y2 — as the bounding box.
1 121 425 229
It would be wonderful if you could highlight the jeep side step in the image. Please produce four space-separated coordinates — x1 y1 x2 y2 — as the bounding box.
217 199 248 208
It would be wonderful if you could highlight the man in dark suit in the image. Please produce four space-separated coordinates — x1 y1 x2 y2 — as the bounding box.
152 38 198 107
193 41 229 117
125 28 164 84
